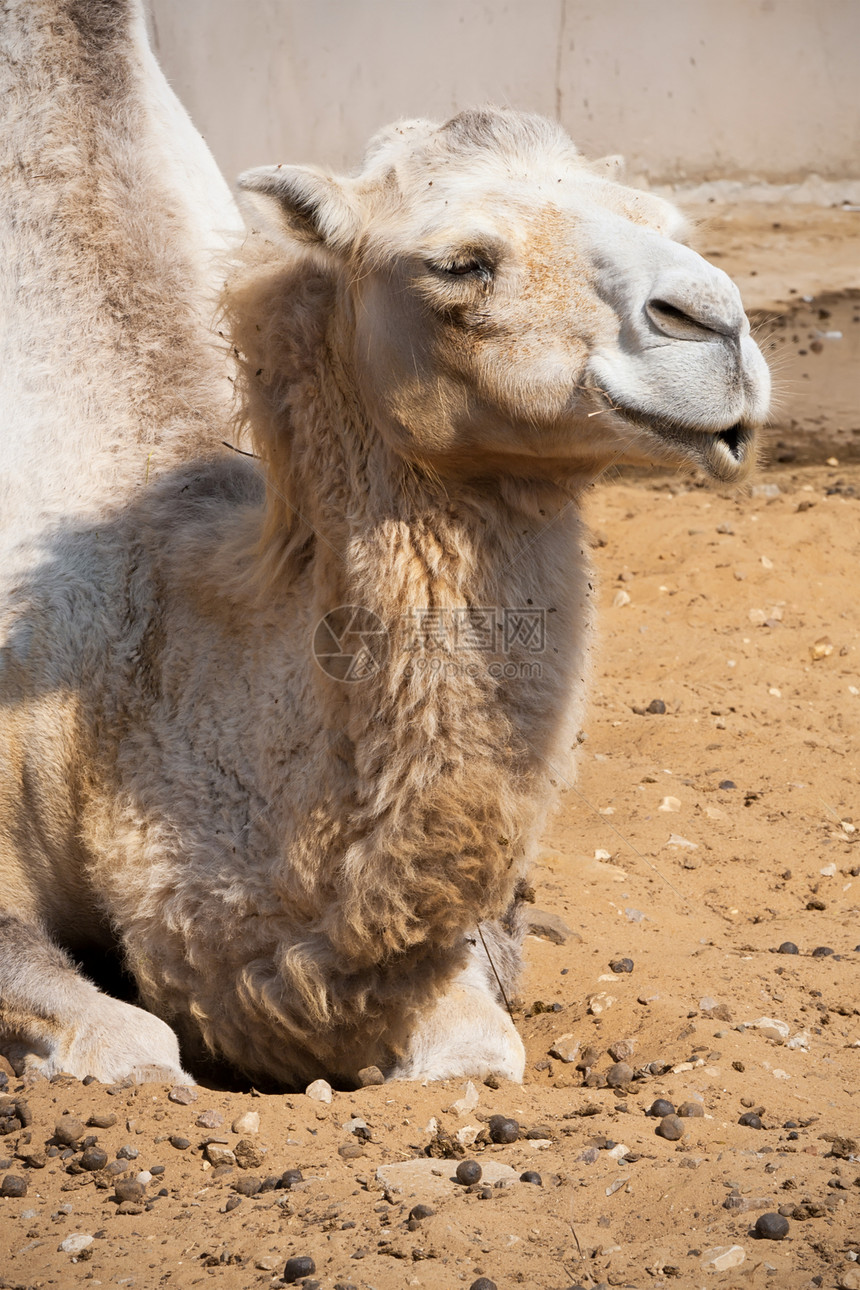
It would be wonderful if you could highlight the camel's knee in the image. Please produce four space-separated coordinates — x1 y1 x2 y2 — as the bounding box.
0 912 189 1085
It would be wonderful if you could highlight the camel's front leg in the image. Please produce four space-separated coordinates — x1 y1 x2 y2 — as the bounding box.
0 914 190 1084
391 948 526 1083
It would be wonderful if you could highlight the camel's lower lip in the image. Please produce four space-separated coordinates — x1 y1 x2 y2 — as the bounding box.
609 401 758 481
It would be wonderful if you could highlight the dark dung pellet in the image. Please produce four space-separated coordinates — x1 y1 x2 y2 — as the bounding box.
278 1168 303 1189
233 1174 261 1196
755 1211 790 1240
811 945 835 957
647 1099 675 1118
677 1101 705 1118
455 1159 482 1185
656 1114 684 1141
646 698 666 714
469 1279 498 1290
223 1193 241 1211
488 1116 519 1144
609 957 634 973
169 1135 190 1150
719 779 737 789
284 1254 316 1283
777 941 799 954
738 1112 763 1129
520 1170 542 1184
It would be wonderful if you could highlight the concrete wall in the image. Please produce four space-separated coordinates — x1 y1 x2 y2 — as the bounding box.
146 0 860 187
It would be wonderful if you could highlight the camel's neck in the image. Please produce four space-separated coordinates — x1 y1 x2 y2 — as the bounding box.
231 263 591 974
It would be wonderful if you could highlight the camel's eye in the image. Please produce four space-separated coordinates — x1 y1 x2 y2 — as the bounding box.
429 256 494 286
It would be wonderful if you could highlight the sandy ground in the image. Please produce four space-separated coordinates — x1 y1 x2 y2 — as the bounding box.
0 209 858 1290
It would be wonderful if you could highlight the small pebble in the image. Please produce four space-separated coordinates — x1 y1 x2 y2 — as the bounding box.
607 1039 635 1062
777 941 799 955
114 1179 145 1204
284 1254 316 1283
656 1115 684 1141
647 1099 675 1118
79 1146 109 1171
169 1136 190 1150
811 946 835 957
196 1109 224 1129
88 1114 117 1130
305 1079 332 1103
738 1113 763 1129
58 1232 94 1255
234 1138 265 1169
223 1193 241 1212
678 1101 705 1118
357 1065 385 1087
167 1085 197 1106
408 1203 435 1220
54 1117 86 1147
609 957 634 974
0 1174 27 1198
231 1111 259 1135
520 1171 542 1185
646 698 666 714
116 1145 139 1160
606 1062 633 1088
455 1160 482 1185
488 1116 519 1144
755 1211 790 1240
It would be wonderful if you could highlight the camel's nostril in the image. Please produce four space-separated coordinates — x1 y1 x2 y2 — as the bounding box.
646 296 726 342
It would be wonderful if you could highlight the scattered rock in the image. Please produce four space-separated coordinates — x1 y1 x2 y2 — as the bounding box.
738 1113 763 1129
647 1099 675 1118
231 1111 260 1136
169 1135 190 1150
606 1062 633 1088
837 1269 860 1290
607 1039 635 1062
812 945 835 957
609 957 634 974
450 1081 480 1116
88 1113 117 1130
284 1254 316 1284
658 795 681 812
548 1034 580 1063
755 1211 790 1240
305 1079 332 1104
701 1244 745 1271
167 1085 198 1106
723 1194 775 1214
526 909 576 944
357 1065 385 1087
79 1146 108 1171
678 1101 705 1118
0 1174 27 1197
587 993 616 1015
409 1203 435 1220
233 1174 261 1197
54 1117 86 1147
114 1179 145 1204
470 1280 498 1290
656 1115 684 1141
278 1169 303 1189
520 1171 542 1185
58 1232 94 1255
196 1109 224 1129
203 1143 236 1168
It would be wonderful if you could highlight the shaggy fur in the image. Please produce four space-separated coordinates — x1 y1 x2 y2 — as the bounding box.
0 1 769 1087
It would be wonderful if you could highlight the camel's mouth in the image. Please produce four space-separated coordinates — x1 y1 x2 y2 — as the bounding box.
609 401 759 482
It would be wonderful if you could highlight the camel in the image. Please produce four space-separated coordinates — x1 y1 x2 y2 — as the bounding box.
0 0 770 1089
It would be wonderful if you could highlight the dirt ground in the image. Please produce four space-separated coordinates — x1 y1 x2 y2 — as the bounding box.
1 208 858 1290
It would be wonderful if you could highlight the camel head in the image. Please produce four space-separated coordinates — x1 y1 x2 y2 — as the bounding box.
239 107 769 483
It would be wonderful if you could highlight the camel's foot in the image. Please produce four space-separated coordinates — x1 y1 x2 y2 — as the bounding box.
3 995 190 1086
391 981 525 1083
0 914 190 1085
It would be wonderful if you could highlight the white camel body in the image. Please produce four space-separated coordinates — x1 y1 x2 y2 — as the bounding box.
0 1 769 1088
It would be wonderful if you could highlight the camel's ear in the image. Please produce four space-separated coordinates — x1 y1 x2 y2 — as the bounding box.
591 154 625 180
237 165 360 253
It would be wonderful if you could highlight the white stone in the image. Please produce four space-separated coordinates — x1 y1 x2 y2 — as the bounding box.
548 1033 580 1064
450 1080 479 1116
658 795 681 812
787 1030 811 1051
231 1110 260 1135
613 589 631 607
587 993 616 1015
455 1124 481 1146
59 1234 94 1255
745 1016 790 1040
305 1078 333 1103
667 833 698 849
702 1244 746 1271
